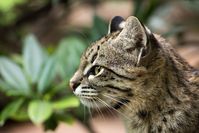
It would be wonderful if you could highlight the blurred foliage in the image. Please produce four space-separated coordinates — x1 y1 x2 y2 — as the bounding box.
0 0 25 25
0 0 199 131
90 15 108 42
0 0 49 26
133 0 161 23
0 34 86 130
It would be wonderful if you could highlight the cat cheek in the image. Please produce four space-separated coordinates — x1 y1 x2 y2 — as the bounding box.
88 75 95 81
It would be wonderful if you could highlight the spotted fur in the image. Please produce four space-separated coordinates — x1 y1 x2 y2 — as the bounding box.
70 16 199 133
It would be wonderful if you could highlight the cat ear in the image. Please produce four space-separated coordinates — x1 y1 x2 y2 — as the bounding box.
116 16 148 48
114 16 154 65
108 16 125 34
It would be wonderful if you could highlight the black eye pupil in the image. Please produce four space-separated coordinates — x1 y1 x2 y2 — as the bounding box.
95 66 101 74
87 65 102 76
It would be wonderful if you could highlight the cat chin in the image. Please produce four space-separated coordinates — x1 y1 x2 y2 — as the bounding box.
80 98 105 108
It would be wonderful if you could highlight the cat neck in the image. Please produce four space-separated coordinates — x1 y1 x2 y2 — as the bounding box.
121 49 198 133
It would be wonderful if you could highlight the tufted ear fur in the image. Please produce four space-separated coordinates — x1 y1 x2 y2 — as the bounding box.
108 16 125 34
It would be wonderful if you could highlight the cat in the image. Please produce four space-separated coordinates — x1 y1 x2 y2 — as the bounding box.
70 16 199 133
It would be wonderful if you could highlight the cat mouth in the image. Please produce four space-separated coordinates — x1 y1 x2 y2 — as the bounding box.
79 98 99 108
74 85 102 108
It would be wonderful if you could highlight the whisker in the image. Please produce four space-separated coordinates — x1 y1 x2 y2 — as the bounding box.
88 100 93 120
83 105 86 123
96 97 132 121
102 93 132 112
93 99 105 120
94 97 116 118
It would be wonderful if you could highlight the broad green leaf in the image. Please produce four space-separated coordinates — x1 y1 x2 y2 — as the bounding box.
28 100 53 124
0 57 30 95
11 107 29 121
11 54 23 65
37 56 57 94
0 79 10 92
56 37 86 79
52 96 79 109
0 79 22 96
0 98 24 126
23 34 45 83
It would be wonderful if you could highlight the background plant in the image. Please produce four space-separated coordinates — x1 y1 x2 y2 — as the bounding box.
0 0 198 132
0 34 87 130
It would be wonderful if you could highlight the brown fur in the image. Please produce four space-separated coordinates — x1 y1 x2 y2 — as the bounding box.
70 16 199 133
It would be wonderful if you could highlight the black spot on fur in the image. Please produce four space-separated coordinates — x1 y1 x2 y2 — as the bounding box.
113 99 130 110
126 47 135 53
91 53 97 63
127 92 134 97
97 45 100 50
137 110 149 119
158 126 162 132
110 77 115 80
157 105 162 112
99 54 105 58
163 117 167 123
184 111 191 117
168 109 175 115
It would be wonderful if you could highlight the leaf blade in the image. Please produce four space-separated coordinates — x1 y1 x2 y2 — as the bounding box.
28 100 53 125
23 34 45 83
52 96 79 110
0 57 30 95
37 56 57 94
56 37 86 79
0 98 24 126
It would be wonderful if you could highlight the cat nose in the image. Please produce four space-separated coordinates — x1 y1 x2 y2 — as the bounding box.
69 80 80 92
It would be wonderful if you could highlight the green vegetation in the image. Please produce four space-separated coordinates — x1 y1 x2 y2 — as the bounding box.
0 0 198 131
0 34 85 130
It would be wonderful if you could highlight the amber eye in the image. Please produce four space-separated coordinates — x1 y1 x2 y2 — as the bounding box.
94 66 102 75
88 65 104 76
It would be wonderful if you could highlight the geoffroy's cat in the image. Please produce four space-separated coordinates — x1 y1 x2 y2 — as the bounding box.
70 16 199 133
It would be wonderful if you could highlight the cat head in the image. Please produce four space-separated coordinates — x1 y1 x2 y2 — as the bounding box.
70 16 162 110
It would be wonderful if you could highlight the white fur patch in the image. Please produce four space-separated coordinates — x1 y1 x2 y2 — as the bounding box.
119 21 126 29
88 75 95 80
144 26 151 35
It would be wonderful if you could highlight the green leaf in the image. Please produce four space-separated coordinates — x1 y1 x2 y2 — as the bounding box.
28 100 53 124
11 107 29 121
44 115 58 131
133 0 160 23
11 54 23 65
0 57 30 95
0 98 24 126
52 96 79 109
56 37 86 79
57 114 74 125
0 79 10 92
0 79 21 96
90 15 108 41
37 56 57 94
23 34 45 83
0 0 26 12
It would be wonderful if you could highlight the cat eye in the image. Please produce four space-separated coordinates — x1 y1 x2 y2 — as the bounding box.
88 65 104 76
94 66 102 75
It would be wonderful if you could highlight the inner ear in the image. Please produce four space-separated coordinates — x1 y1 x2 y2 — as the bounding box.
108 16 125 34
